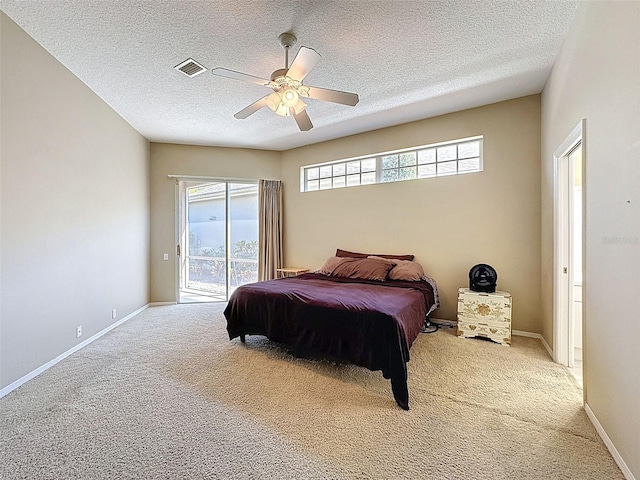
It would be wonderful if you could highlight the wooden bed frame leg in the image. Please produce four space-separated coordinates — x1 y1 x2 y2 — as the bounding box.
240 334 246 343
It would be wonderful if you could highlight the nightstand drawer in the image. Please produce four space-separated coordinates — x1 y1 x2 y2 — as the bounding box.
457 321 511 346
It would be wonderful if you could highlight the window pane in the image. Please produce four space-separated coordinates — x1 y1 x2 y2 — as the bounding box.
307 167 319 180
361 172 376 184
347 174 360 186
361 158 376 172
319 165 332 178
437 145 457 162
399 152 416 167
382 155 398 169
347 162 361 174
381 169 398 182
418 164 436 178
399 166 417 180
332 163 346 176
437 161 457 176
458 157 480 172
418 148 436 164
302 136 482 192
458 141 480 159
319 178 332 189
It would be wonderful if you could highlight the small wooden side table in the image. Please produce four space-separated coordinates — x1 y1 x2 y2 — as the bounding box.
277 268 309 278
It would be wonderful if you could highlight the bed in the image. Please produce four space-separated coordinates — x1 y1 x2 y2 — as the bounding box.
223 251 438 410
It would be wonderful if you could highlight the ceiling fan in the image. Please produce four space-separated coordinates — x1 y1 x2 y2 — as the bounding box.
211 33 359 131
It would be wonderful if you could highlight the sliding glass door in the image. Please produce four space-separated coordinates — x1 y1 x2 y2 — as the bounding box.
178 180 258 303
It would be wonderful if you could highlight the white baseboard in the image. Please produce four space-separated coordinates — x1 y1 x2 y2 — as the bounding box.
431 322 553 354
430 323 555 356
540 335 553 358
511 330 553 358
0 303 150 399
148 301 177 306
584 403 636 480
512 329 540 338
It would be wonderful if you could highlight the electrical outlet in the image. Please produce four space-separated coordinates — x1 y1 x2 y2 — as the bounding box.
112 309 117 319
163 253 169 261
76 325 82 338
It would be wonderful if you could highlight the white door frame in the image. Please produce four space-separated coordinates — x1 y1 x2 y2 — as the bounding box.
174 179 188 303
175 178 227 302
553 119 586 366
171 175 260 303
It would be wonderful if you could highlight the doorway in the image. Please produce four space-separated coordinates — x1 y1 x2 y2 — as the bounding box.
176 180 259 303
553 120 585 387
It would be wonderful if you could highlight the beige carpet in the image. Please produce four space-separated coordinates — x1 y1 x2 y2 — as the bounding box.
0 303 623 479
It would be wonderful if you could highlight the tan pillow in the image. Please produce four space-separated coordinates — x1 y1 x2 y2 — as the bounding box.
388 260 425 281
320 256 395 281
335 248 414 261
317 256 348 275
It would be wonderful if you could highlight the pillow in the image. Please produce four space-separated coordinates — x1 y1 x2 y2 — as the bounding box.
367 255 398 265
335 248 414 261
320 256 395 281
388 260 425 281
316 256 347 275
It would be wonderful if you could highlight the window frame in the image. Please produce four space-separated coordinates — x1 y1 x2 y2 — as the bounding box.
300 136 483 192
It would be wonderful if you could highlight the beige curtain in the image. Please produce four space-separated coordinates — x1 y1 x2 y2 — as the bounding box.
258 179 283 281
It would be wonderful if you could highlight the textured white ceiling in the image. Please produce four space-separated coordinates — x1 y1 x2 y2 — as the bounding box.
1 0 579 151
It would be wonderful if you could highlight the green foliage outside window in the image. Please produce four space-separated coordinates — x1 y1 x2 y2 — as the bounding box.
189 240 258 289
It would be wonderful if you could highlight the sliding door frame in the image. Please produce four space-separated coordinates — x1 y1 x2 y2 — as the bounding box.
171 175 258 303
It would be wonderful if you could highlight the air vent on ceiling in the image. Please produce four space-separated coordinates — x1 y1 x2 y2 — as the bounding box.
174 58 207 78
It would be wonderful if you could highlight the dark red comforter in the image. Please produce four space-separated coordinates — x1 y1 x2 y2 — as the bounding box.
223 273 436 410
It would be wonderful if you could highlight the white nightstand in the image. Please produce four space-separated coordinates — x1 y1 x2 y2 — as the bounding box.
457 288 512 346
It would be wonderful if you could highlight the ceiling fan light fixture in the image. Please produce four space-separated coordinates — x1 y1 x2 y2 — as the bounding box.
267 95 291 117
275 103 290 117
281 87 299 107
266 88 305 117
212 32 359 131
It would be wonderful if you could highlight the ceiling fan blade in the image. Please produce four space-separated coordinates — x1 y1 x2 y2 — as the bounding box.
234 96 270 119
211 67 270 86
292 109 313 131
305 86 359 106
286 47 321 81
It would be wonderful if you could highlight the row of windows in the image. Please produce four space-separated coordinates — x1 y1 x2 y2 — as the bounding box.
301 136 483 192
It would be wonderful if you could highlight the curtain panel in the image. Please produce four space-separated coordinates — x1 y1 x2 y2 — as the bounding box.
258 179 283 281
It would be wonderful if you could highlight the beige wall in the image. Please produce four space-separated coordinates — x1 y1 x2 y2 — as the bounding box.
149 143 281 302
1 13 150 389
282 96 541 329
541 2 640 477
